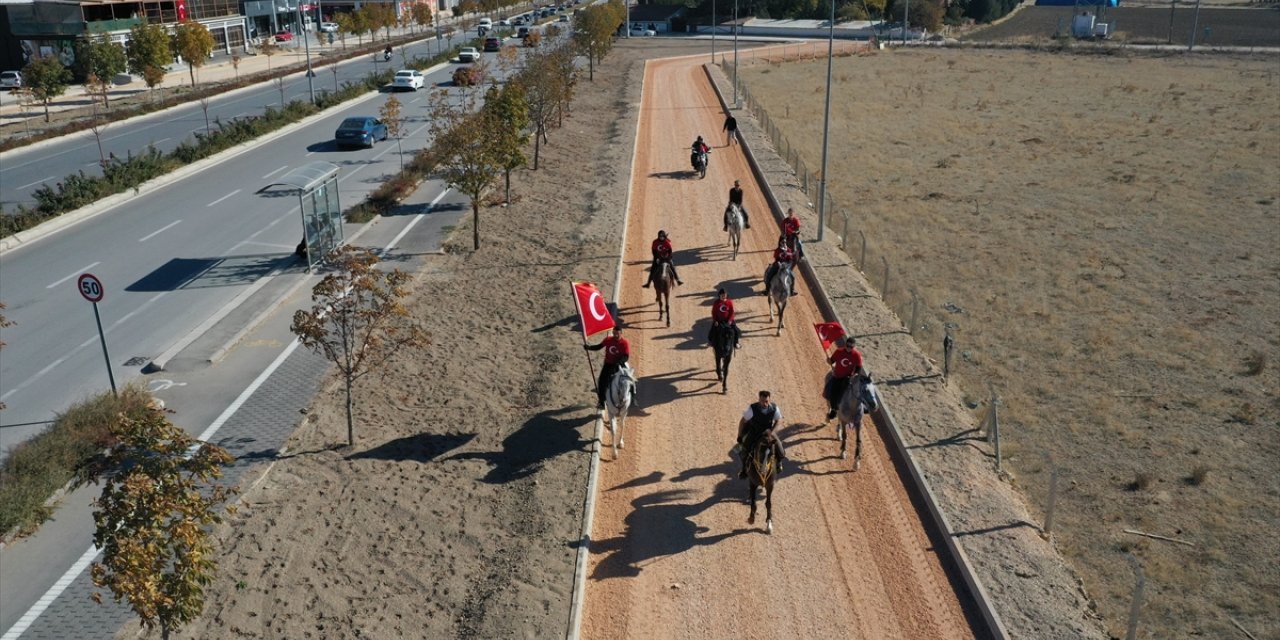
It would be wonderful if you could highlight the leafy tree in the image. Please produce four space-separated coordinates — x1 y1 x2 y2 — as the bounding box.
335 12 357 48
258 41 280 71
483 82 530 204
74 35 127 107
457 0 480 16
127 23 172 96
21 56 72 122
888 0 944 30
380 94 405 170
430 88 502 250
75 405 236 640
573 4 622 81
173 21 216 87
516 50 568 169
411 3 434 34
290 246 428 446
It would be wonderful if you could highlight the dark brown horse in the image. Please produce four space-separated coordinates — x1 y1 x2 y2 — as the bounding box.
747 437 778 534
653 261 674 327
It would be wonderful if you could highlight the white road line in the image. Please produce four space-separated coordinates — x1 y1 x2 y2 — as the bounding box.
408 122 430 138
262 165 288 179
233 112 248 119
385 188 451 252
372 144 396 161
152 137 171 145
3 333 301 640
16 176 54 190
207 189 242 207
46 262 101 289
138 219 182 242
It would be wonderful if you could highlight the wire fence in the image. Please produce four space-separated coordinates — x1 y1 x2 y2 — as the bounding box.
722 53 958 377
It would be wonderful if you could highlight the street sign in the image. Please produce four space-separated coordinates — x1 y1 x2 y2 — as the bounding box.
77 273 104 303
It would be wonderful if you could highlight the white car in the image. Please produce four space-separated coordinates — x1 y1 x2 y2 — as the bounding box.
498 18 512 26
630 27 656 36
391 69 424 91
0 70 21 89
458 47 480 63
319 22 339 32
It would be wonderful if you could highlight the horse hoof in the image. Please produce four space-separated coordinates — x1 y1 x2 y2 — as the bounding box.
748 513 755 525
619 439 625 449
854 458 862 471
840 450 846 460
766 520 773 534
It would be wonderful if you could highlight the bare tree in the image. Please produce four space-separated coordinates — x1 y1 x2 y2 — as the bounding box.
380 94 405 171
430 88 503 250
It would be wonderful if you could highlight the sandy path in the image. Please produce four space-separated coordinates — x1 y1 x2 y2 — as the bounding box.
580 55 977 639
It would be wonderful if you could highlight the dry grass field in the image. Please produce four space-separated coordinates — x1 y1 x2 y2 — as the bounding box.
738 48 1279 639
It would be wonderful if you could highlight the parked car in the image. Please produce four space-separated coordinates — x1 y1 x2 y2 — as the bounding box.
457 46 480 62
334 116 388 149
391 69 425 91
319 22 339 32
0 70 21 89
273 30 295 42
558 13 569 21
630 26 656 36
498 18 512 26
483 36 502 51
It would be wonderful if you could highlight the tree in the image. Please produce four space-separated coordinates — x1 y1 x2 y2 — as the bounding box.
21 56 71 122
290 246 428 446
174 21 216 87
258 40 280 71
380 94 406 170
335 12 357 48
573 4 622 81
74 34 127 107
75 405 236 640
483 82 530 204
889 0 944 31
0 302 11 410
517 50 568 169
127 23 172 97
430 88 503 250
411 3 434 35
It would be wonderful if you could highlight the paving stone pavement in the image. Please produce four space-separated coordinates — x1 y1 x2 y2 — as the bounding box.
18 344 331 639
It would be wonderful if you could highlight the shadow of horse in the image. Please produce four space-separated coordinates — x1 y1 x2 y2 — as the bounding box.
637 367 702 407
585 482 750 580
444 407 592 483
347 431 476 462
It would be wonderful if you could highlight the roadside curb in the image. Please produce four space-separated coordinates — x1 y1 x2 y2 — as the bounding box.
702 61 1010 640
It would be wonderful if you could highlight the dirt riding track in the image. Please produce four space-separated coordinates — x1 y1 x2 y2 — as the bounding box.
580 56 978 639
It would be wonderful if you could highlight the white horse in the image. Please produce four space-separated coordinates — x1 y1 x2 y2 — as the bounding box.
605 363 636 459
835 374 878 470
725 204 744 260
766 263 793 335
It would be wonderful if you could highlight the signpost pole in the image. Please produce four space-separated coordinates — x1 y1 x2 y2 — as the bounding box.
93 302 118 398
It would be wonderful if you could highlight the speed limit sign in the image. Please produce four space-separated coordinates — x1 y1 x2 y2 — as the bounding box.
77 273 105 303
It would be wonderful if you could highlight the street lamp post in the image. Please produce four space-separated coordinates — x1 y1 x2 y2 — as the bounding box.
626 0 631 38
711 0 717 63
732 0 738 107
816 0 834 242
296 2 315 103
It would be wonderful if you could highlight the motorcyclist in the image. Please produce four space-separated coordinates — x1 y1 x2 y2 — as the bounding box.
641 230 683 288
383 45 392 61
763 237 796 297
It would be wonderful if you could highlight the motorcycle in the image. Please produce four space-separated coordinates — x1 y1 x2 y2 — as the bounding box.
691 149 710 179
383 51 392 61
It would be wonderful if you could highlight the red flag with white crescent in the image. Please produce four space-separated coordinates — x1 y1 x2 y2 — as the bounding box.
814 322 845 350
572 281 615 339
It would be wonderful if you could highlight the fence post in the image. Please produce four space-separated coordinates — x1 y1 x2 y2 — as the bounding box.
881 256 890 299
841 213 849 252
1125 554 1146 640
991 397 1002 473
859 231 867 271
909 291 919 336
943 332 954 381
1043 462 1060 539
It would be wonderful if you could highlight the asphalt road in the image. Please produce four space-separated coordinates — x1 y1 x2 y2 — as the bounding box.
0 29 473 210
0 30 547 456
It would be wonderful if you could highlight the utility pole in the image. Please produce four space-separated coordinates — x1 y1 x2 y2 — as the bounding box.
1188 0 1202 50
817 0 835 242
733 0 739 107
296 1 315 103
712 0 717 63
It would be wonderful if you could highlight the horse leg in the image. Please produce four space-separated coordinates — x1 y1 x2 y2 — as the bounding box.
722 354 729 394
775 301 784 336
853 421 864 471
838 420 847 459
664 290 671 327
765 480 774 534
747 481 757 525
618 412 626 450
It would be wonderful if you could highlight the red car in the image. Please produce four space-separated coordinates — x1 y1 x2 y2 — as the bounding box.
273 31 295 42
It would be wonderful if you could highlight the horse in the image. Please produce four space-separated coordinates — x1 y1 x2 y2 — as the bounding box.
653 261 675 328
605 363 636 459
725 204 744 260
709 321 735 394
834 374 876 470
766 263 792 336
746 437 778 534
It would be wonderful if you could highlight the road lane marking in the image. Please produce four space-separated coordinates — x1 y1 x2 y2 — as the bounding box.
138 219 182 242
0 545 103 640
262 165 288 179
16 176 54 190
385 188 451 252
207 189 242 207
46 262 101 289
152 137 171 145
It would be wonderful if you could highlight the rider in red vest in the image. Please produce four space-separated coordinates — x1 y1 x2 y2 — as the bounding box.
690 136 710 170
642 230 683 288
763 238 796 297
782 208 805 261
708 288 742 349
585 326 630 410
824 336 865 420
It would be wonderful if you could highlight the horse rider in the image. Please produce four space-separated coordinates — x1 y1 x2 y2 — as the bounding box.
584 326 630 410
709 288 743 350
735 390 786 478
824 336 866 420
642 230 683 288
690 135 710 170
763 237 797 297
725 180 751 230
782 207 803 259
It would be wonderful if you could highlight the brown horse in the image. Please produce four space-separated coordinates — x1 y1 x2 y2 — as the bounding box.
653 261 674 327
747 437 778 534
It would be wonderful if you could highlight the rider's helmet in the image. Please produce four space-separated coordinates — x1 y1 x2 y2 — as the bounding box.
658 230 667 239
696 136 703 144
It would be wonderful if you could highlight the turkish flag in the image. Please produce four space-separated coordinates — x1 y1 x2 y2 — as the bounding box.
176 0 187 21
814 322 845 350
572 281 615 339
